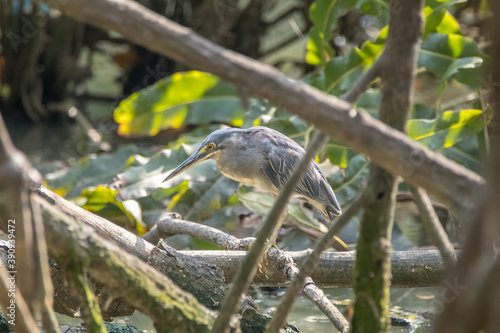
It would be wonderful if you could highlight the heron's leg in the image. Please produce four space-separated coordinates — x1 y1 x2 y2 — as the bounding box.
267 206 288 247
259 206 288 276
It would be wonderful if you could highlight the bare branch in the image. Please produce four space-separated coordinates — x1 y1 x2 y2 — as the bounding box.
144 214 255 251
409 187 456 269
266 194 366 332
35 185 155 262
35 196 217 333
33 187 448 288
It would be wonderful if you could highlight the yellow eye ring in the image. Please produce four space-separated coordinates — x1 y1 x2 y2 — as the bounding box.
207 144 214 150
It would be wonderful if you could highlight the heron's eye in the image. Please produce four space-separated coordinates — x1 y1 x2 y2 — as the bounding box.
207 144 215 150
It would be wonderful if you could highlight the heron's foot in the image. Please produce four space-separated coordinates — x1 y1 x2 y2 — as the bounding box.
258 241 280 278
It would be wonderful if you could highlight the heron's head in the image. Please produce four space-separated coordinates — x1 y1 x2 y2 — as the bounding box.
162 127 239 182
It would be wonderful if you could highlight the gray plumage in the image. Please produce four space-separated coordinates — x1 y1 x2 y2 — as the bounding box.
163 126 342 221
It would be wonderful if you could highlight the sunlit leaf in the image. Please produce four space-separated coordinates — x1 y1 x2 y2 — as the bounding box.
323 27 387 96
419 33 483 87
80 185 147 235
424 0 465 36
114 71 245 137
324 141 355 168
408 109 491 149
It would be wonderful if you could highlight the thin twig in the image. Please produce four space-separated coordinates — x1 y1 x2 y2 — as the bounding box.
266 194 366 333
343 60 383 104
144 214 255 250
409 187 457 269
211 132 328 333
32 196 61 333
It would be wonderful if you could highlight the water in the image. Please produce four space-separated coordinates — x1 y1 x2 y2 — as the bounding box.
52 286 438 332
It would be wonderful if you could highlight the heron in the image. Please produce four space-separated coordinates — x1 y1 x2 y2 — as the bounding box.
163 126 342 246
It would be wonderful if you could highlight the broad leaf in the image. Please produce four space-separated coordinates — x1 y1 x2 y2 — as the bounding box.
323 27 387 96
306 0 358 67
329 155 370 206
419 33 483 87
408 109 491 150
113 144 197 201
44 145 140 198
439 57 483 95
443 136 481 172
114 71 245 137
324 141 356 168
424 0 465 36
81 186 147 235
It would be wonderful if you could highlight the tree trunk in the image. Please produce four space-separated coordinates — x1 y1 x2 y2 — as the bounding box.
352 0 424 331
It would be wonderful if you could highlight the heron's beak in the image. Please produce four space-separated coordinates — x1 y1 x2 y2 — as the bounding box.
162 152 206 183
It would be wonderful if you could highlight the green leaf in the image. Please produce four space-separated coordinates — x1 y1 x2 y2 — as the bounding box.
443 137 481 172
114 71 245 137
324 141 355 168
439 57 483 94
237 188 274 215
356 0 390 25
80 185 147 235
323 27 387 96
424 0 465 36
165 165 239 222
419 33 483 87
288 205 328 233
408 109 491 150
44 145 140 198
306 0 358 67
115 144 197 201
329 155 370 205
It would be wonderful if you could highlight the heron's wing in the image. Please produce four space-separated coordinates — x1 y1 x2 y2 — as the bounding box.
263 148 341 216
262 147 320 198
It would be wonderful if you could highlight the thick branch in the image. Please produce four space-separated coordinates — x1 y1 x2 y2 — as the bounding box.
182 249 447 288
35 197 216 333
34 187 447 287
35 185 155 262
38 0 484 216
